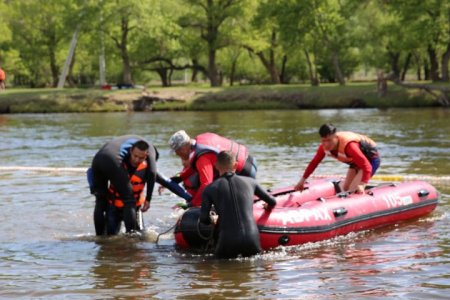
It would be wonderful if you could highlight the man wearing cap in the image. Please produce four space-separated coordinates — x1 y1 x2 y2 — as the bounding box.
168 130 257 207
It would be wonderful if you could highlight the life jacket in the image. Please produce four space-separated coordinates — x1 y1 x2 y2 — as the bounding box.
190 133 249 173
324 131 378 164
0 69 5 81
183 170 199 197
108 160 148 208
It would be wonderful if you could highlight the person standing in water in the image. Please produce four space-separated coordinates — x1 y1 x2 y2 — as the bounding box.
200 151 276 259
295 124 380 194
88 136 158 235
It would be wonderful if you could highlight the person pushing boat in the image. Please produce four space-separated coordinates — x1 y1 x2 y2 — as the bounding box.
199 151 276 259
295 124 380 194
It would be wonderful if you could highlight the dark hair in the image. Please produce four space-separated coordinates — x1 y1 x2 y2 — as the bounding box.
132 140 150 151
319 124 337 137
216 150 236 168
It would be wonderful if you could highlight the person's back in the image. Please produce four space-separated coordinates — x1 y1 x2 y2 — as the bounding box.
200 151 276 259
206 173 260 258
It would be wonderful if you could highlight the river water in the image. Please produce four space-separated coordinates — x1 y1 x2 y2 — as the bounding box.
0 109 449 299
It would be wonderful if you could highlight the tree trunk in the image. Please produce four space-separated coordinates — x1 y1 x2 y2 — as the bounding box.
441 42 450 82
191 59 199 82
280 55 288 84
377 70 387 97
229 57 237 86
304 50 319 86
120 16 133 85
388 50 401 80
156 68 169 87
401 52 412 81
427 44 440 82
331 52 345 86
256 51 280 84
67 50 77 88
413 53 422 81
424 60 430 80
168 68 174 86
208 48 220 87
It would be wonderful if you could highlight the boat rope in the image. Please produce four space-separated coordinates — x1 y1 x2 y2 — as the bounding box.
0 166 87 173
1 166 449 184
155 223 177 244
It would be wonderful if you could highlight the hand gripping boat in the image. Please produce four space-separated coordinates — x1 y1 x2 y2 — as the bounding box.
174 179 439 251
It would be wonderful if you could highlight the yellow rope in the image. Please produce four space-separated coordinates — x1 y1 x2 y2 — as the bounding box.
311 174 450 184
0 166 449 184
0 166 87 173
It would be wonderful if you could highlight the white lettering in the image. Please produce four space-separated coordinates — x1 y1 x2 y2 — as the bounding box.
382 193 414 209
277 207 332 225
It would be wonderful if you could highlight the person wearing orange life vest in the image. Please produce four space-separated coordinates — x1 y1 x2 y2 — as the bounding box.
295 124 380 194
88 136 157 235
168 130 258 207
0 66 6 90
87 135 190 235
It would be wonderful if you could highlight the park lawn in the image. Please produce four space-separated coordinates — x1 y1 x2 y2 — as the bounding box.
0 82 441 113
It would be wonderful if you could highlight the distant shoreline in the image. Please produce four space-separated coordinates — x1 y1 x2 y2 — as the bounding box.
0 83 443 113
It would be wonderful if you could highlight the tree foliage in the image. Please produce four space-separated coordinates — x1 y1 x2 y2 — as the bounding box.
0 0 448 87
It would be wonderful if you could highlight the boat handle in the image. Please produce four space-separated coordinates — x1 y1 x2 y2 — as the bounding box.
333 207 348 218
418 189 430 198
337 192 349 198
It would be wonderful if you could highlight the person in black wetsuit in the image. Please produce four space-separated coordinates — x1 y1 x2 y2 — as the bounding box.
199 151 276 259
88 135 192 236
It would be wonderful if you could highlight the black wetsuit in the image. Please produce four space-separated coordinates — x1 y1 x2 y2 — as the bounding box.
90 135 158 235
200 172 276 259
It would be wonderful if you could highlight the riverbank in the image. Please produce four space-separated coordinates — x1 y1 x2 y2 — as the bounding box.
0 83 442 113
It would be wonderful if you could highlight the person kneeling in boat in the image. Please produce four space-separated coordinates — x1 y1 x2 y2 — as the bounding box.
199 151 276 259
295 124 380 194
168 130 258 207
88 135 190 236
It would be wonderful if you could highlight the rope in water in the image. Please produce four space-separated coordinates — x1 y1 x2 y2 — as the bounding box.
0 166 449 184
155 223 177 244
0 166 87 173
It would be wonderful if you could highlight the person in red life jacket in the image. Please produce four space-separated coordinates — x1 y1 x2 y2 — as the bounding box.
200 151 276 259
0 66 6 90
168 130 258 207
87 135 190 235
295 124 380 194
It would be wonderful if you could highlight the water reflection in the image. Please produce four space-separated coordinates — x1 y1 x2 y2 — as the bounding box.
0 109 449 299
91 239 157 296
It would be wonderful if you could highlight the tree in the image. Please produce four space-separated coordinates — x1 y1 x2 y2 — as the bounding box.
385 0 450 82
8 0 83 87
179 0 246 87
99 1 147 85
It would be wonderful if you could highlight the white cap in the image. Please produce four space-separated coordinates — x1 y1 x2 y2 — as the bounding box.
168 130 191 152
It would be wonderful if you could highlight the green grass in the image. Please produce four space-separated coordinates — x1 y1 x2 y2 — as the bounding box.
0 82 444 113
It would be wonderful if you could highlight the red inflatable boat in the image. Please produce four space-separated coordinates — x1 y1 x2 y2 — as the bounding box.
174 179 439 250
